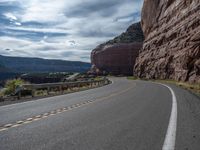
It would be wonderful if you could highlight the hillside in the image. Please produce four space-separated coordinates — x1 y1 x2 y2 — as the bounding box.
0 55 91 73
0 64 9 72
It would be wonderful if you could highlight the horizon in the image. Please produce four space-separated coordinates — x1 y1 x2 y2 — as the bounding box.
0 0 143 63
0 54 91 63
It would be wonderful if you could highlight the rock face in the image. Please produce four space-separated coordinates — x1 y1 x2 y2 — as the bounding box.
91 22 144 75
134 0 200 83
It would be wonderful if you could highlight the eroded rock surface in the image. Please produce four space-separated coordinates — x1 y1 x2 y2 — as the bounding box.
90 22 144 75
134 0 200 83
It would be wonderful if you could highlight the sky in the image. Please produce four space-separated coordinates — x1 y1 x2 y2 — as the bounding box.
0 0 143 62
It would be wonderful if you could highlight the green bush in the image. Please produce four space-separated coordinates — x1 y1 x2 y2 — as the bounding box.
4 79 26 95
0 89 4 97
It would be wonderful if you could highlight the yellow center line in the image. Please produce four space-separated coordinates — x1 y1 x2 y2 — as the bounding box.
0 83 136 132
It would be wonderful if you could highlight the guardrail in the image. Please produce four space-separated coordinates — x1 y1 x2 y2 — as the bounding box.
14 78 111 100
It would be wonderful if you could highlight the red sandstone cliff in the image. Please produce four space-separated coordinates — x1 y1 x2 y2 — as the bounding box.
134 0 200 83
90 22 144 75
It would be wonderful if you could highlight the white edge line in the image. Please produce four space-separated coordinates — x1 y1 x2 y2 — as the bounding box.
158 83 178 150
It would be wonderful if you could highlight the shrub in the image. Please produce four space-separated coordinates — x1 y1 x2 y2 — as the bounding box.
0 89 4 97
4 79 26 95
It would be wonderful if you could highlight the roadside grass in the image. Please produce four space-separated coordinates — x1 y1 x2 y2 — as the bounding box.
154 80 200 96
94 76 104 81
0 78 111 102
0 89 4 101
127 77 200 96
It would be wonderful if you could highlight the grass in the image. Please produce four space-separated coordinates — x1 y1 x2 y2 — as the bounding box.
127 77 200 96
94 76 104 81
0 89 4 100
1 79 110 101
154 79 200 96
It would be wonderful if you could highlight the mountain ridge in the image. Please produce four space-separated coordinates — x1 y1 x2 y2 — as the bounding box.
0 55 91 73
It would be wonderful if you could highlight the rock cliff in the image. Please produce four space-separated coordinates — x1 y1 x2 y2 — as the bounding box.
134 0 200 83
90 22 144 75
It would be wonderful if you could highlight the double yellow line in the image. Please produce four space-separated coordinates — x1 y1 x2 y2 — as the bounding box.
0 83 135 132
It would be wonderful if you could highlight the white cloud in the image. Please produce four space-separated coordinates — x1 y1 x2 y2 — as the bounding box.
5 26 70 34
4 12 17 21
14 22 21 26
20 0 67 23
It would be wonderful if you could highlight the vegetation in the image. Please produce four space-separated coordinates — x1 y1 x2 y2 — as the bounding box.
0 89 4 97
2 79 26 96
154 80 200 96
127 76 200 96
0 76 110 101
35 90 48 96
94 76 103 81
104 23 144 45
21 72 73 78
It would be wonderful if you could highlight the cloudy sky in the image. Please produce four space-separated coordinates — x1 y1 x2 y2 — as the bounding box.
0 0 143 62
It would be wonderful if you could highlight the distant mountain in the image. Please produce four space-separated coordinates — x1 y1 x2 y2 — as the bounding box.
0 55 91 73
0 64 9 72
0 63 19 81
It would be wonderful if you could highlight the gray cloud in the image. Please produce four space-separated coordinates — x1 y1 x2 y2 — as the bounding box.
65 0 122 17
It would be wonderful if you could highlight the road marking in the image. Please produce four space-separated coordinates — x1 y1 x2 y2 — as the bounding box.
43 113 49 116
33 118 41 121
159 83 178 150
50 111 56 114
35 115 42 118
16 121 24 124
4 124 13 128
23 121 31 124
49 113 55 116
42 115 48 118
0 78 113 109
26 118 33 121
0 128 8 132
0 83 135 132
56 109 62 112
11 124 20 128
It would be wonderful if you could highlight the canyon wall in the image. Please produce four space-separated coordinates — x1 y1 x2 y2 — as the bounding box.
90 22 144 75
134 0 200 83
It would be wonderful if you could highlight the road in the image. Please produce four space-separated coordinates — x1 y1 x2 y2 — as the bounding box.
0 78 200 150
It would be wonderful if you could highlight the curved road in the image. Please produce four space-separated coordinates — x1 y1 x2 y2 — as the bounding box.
0 78 200 150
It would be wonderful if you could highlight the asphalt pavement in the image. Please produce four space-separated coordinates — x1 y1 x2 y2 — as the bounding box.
0 78 199 150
